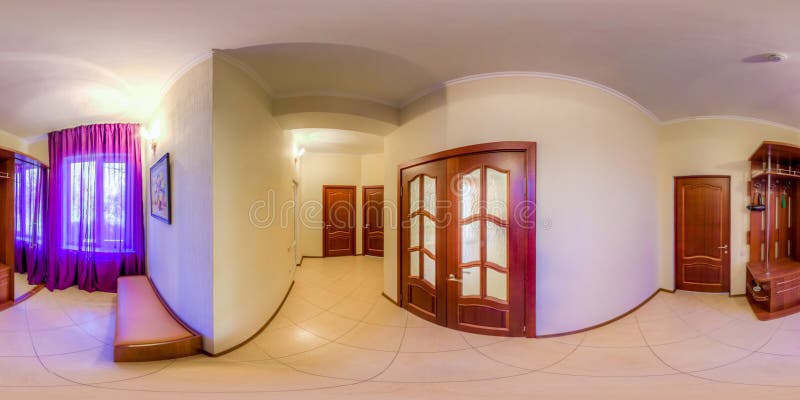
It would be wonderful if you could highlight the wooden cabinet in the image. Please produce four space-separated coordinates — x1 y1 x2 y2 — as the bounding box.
0 151 13 308
746 142 800 320
0 264 10 304
0 148 46 310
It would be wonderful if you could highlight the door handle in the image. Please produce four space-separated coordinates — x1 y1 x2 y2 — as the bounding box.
448 270 472 283
365 224 370 229
718 244 728 254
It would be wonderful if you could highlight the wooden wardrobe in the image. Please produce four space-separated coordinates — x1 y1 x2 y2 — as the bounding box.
0 148 17 306
746 141 800 320
0 148 47 308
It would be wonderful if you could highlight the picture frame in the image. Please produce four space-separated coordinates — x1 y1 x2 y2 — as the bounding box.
150 153 171 224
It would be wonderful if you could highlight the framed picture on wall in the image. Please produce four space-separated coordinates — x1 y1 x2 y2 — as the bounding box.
150 153 171 224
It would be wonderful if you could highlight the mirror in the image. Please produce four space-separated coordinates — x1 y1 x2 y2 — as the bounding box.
0 150 47 306
13 154 47 301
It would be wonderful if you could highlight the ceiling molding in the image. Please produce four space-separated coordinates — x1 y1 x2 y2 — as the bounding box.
661 115 800 135
157 50 213 102
152 56 800 137
401 71 660 123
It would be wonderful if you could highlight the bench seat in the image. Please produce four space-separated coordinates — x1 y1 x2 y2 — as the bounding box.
114 276 202 362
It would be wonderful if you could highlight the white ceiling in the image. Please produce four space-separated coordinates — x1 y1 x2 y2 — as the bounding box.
3 0 800 138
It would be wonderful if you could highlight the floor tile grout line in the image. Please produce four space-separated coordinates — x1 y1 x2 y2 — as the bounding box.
23 289 179 388
363 309 408 383
659 293 770 353
258 276 401 363
16 260 800 393
634 296 792 383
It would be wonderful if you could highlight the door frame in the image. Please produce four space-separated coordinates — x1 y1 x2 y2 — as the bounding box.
322 185 357 257
396 141 537 337
673 175 731 292
362 185 384 257
293 180 301 266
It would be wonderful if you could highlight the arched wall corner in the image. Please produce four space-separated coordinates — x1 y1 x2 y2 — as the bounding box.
146 57 215 352
156 51 214 105
209 54 297 354
383 74 661 336
272 95 399 136
401 71 660 125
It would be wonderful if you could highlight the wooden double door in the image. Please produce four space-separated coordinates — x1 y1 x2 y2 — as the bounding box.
399 143 536 337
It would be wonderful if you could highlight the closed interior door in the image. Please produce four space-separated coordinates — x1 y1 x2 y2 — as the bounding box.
446 152 527 336
399 146 533 336
363 186 384 257
323 185 356 257
401 161 447 324
675 176 731 292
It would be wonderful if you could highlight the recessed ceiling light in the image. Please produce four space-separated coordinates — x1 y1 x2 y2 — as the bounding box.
742 52 789 63
765 52 789 62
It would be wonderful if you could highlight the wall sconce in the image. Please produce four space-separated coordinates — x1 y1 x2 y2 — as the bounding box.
294 147 306 163
141 125 161 155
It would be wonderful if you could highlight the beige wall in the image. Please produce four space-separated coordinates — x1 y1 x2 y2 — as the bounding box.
658 119 800 295
0 129 30 156
384 76 660 336
146 59 215 350
299 152 384 257
211 55 297 353
26 137 49 164
361 153 385 185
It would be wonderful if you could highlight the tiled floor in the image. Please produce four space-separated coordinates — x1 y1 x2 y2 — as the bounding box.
14 272 39 300
4 256 800 398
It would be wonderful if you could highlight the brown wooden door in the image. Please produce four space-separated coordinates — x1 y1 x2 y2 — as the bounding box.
446 151 527 336
675 176 730 292
399 145 534 336
363 186 384 257
323 185 356 257
401 160 447 325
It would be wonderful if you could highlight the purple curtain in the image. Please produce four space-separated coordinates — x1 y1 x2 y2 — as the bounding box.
14 159 47 282
45 123 145 292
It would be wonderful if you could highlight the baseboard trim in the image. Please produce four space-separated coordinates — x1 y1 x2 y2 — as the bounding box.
206 281 295 357
536 288 670 338
0 284 45 312
382 292 400 306
297 256 323 266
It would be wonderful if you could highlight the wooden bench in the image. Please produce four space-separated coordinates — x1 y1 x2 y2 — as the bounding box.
114 276 202 362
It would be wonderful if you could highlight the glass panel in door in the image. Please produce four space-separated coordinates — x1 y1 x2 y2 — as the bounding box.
447 152 526 337
402 161 446 326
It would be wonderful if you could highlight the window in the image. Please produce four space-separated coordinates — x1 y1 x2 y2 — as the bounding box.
62 155 130 252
